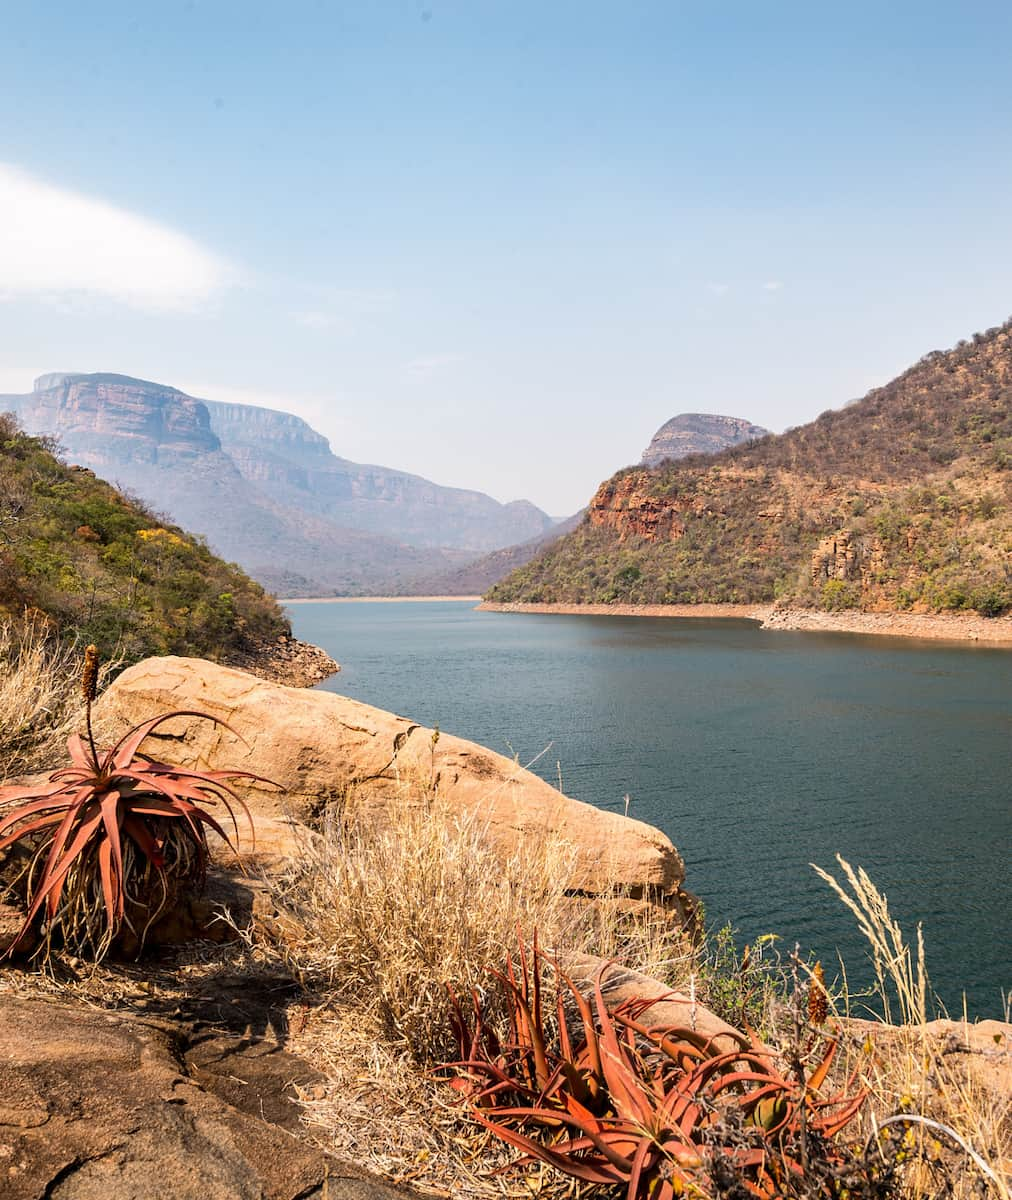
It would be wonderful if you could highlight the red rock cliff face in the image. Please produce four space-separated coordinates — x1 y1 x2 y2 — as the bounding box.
588 476 688 542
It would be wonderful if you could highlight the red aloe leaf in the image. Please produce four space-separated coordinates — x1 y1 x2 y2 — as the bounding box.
98 791 125 922
0 780 66 809
710 1070 784 1094
625 1137 653 1200
470 1111 625 1185
0 811 72 851
812 1089 868 1137
482 1104 637 1174
121 815 166 869
805 1036 837 1094
592 970 656 1126
66 733 93 769
557 985 575 1063
96 837 118 928
556 965 604 1087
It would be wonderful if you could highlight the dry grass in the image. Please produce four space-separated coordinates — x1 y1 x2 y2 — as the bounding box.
815 856 1011 1200
269 793 693 1064
0 617 118 783
264 791 695 1194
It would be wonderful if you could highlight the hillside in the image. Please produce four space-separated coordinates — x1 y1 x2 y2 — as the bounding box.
640 413 770 467
489 321 1012 617
4 374 555 596
0 413 288 661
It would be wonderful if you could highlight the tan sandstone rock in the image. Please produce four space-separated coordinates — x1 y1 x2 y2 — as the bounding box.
97 656 684 899
564 952 749 1056
0 993 416 1200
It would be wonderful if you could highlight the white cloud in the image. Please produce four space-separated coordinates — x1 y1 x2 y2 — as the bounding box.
706 282 730 297
762 280 783 291
0 163 235 312
404 352 464 379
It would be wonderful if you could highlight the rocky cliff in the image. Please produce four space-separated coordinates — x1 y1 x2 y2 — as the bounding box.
203 397 555 551
489 321 1012 617
640 413 770 467
5 374 556 595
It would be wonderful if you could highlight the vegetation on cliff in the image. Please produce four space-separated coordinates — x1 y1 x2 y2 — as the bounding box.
0 413 288 661
489 322 1012 616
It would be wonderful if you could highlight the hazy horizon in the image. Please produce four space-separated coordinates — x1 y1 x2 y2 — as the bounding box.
3 1 1011 511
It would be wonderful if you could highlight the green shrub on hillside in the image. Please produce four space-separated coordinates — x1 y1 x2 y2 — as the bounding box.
0 413 288 662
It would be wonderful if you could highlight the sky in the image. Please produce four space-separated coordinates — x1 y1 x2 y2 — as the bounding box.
2 2 1012 515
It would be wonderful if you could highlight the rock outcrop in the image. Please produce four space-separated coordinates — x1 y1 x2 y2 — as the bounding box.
0 992 415 1200
641 413 770 468
96 657 685 902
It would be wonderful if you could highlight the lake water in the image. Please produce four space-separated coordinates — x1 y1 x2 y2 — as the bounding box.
287 599 1011 1019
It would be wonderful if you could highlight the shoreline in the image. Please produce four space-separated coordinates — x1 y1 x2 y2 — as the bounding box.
283 594 481 605
476 601 1012 646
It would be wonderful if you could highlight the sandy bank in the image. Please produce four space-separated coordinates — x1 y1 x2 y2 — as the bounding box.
284 595 481 604
477 601 1012 646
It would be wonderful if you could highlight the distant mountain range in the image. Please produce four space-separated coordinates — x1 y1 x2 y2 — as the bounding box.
398 511 586 595
2 373 556 597
489 320 1012 618
640 413 770 467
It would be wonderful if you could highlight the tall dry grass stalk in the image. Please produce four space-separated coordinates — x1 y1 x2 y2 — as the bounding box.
0 618 116 783
812 854 929 1026
815 855 1010 1200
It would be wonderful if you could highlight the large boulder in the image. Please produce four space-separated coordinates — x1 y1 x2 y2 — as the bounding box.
97 656 684 899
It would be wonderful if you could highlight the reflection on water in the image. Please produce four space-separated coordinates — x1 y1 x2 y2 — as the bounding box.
288 600 1012 1018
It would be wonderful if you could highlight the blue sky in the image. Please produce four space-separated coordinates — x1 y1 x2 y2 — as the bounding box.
2 2 1011 513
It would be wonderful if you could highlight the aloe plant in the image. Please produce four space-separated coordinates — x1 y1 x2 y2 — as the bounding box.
0 646 264 960
446 940 870 1200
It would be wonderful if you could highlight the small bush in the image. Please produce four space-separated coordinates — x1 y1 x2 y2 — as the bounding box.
821 580 860 611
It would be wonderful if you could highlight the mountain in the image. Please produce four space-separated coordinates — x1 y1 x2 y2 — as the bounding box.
640 414 770 467
397 511 586 595
0 411 288 662
488 321 1012 617
200 397 554 551
4 374 555 596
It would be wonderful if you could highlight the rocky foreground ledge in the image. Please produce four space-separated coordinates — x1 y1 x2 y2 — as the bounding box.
477 601 1012 645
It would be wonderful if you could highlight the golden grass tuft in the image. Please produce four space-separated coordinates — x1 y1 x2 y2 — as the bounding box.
0 618 109 783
